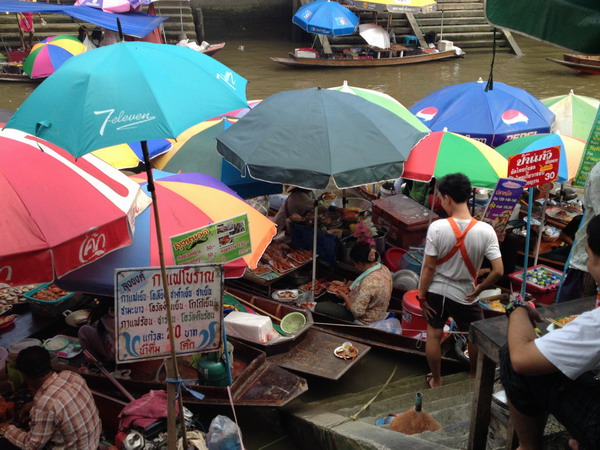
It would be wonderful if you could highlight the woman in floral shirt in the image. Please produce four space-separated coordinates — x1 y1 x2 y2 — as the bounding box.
316 243 392 324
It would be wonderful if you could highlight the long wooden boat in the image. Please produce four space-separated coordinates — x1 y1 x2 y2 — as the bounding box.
0 65 39 83
53 338 307 407
546 55 600 74
223 289 370 380
201 42 226 56
271 49 463 68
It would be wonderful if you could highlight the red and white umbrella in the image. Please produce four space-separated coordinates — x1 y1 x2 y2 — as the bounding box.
0 127 151 287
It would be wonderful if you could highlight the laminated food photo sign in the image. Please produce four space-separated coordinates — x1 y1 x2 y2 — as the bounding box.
507 145 560 188
114 264 223 363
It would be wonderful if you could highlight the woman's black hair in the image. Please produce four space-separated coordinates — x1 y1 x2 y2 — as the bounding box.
350 242 378 263
16 346 51 378
437 173 472 204
587 214 600 257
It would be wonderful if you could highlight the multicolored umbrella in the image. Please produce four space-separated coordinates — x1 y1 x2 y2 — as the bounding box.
328 81 429 133
495 133 586 182
293 0 359 37
92 139 173 170
57 171 277 295
0 127 151 288
542 90 600 141
22 35 87 79
409 79 555 147
401 131 508 189
214 99 262 120
345 0 437 14
153 118 281 198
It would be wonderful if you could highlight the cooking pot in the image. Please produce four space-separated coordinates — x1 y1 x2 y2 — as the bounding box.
63 309 91 327
331 197 372 212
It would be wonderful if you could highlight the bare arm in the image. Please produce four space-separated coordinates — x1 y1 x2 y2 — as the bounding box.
507 306 558 375
418 254 438 320
465 257 503 302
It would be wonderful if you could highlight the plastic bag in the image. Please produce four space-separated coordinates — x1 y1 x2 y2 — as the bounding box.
206 415 242 450
369 317 402 334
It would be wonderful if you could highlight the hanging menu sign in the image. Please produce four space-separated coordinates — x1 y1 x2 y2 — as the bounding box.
481 178 527 233
573 107 600 188
170 214 252 266
507 146 560 188
115 264 223 363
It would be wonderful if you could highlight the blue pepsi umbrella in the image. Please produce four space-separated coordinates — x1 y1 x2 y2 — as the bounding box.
409 79 555 148
293 0 359 37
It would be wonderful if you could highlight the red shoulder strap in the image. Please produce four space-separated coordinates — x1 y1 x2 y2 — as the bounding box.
436 218 479 280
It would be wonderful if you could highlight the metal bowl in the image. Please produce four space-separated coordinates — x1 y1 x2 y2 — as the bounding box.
392 270 420 292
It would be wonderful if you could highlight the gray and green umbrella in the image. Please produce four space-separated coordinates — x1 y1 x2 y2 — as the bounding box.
216 87 427 190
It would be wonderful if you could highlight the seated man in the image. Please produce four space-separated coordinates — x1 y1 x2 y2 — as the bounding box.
1 346 102 449
500 214 600 450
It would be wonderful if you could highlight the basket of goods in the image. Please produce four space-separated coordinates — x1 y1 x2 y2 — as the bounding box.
23 283 82 318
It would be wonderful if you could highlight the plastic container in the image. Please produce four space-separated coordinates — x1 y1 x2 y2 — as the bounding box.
401 290 428 337
23 283 81 318
384 248 407 272
280 312 307 334
508 264 563 305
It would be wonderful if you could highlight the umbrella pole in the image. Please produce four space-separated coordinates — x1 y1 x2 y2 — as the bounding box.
142 141 189 450
521 188 534 298
311 201 318 301
533 199 547 266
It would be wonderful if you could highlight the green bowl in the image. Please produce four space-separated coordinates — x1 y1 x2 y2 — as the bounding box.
280 312 307 334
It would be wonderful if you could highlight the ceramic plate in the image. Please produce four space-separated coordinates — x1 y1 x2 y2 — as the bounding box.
334 344 359 360
271 289 299 303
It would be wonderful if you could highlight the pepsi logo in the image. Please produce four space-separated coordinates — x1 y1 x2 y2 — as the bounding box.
501 110 529 125
415 106 438 121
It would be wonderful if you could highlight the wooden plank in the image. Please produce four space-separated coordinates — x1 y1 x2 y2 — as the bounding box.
500 28 523 56
267 328 370 380
405 13 427 47
468 351 497 450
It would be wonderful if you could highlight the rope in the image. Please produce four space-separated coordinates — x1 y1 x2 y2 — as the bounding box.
227 386 246 450
329 363 399 428
258 435 289 450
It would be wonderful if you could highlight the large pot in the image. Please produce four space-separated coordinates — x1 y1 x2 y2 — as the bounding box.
331 197 372 212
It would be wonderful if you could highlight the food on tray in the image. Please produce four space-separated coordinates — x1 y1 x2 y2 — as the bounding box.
299 279 327 295
288 249 312 264
555 315 578 327
0 284 37 305
32 284 70 301
546 206 581 222
251 263 273 275
325 280 351 296
483 300 505 312
267 257 296 274
296 301 316 310
0 314 16 327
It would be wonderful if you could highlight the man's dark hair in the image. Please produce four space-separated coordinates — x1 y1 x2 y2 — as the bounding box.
350 242 379 263
587 215 600 257
437 173 472 204
16 346 52 378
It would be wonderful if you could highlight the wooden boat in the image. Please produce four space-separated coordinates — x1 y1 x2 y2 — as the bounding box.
201 42 226 56
224 288 370 380
53 338 308 407
0 63 39 83
271 48 463 68
546 54 600 74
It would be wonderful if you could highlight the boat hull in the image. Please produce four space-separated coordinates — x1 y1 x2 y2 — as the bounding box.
271 49 463 68
546 57 600 74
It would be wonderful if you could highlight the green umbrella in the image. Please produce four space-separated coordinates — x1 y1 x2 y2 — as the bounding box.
216 87 427 190
542 90 599 141
328 81 430 133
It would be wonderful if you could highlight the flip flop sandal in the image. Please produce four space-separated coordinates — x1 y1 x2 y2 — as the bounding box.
425 373 435 388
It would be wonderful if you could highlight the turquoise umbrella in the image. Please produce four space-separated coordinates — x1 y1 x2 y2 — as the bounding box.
6 41 248 157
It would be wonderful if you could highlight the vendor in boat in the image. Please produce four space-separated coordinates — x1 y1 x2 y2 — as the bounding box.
273 186 316 233
77 300 116 363
0 346 101 449
315 242 392 325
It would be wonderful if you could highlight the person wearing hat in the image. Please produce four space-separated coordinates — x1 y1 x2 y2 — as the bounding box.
0 346 101 449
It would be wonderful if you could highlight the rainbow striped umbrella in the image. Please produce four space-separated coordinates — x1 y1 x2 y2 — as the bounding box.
402 131 508 188
57 171 276 295
92 139 173 170
22 35 86 79
496 133 585 182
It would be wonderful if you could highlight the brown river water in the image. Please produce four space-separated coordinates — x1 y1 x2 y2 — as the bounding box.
1 35 599 449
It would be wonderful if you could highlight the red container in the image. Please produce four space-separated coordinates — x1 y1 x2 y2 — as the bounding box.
508 264 563 305
384 247 407 272
7 49 30 63
372 194 438 249
401 289 428 337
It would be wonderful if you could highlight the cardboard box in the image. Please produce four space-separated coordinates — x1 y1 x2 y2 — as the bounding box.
372 194 438 249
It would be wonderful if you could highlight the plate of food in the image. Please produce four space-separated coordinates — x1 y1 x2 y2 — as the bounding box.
271 289 300 303
326 280 351 296
546 314 578 332
546 206 581 222
287 249 313 265
334 341 359 360
295 301 317 311
298 280 327 297
0 314 17 329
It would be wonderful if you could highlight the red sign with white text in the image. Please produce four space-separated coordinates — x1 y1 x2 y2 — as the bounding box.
507 146 560 188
